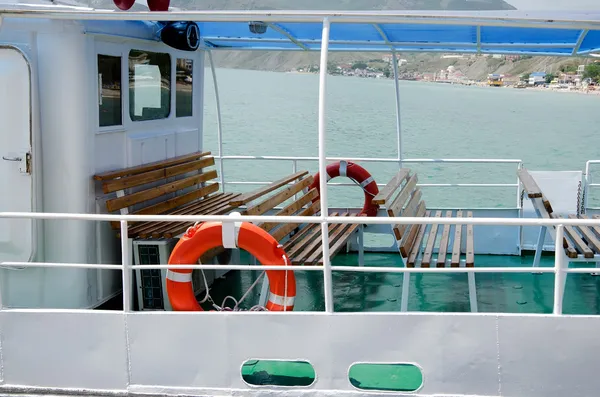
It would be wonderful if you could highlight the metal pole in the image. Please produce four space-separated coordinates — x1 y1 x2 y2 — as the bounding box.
391 51 402 166
318 18 334 314
553 225 566 315
207 50 225 192
120 220 131 312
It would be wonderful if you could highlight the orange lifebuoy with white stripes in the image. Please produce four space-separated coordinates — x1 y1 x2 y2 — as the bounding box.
166 219 296 312
310 160 380 216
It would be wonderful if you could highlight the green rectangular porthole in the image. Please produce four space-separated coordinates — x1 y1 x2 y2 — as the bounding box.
348 363 423 392
241 359 316 387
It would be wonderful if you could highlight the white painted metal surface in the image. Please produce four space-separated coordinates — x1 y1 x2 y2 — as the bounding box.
2 310 600 397
0 47 33 265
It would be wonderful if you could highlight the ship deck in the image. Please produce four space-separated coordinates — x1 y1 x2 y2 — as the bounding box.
207 252 600 315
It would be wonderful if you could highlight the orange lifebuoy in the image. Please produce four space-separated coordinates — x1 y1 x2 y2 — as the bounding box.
309 161 380 216
166 220 296 312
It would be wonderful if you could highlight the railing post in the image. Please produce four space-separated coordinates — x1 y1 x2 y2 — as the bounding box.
208 50 225 193
292 159 299 201
120 220 131 312
318 17 333 314
391 51 402 168
553 225 566 315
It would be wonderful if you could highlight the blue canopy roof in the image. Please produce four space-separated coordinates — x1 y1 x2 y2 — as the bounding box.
179 10 600 57
197 18 600 56
4 6 600 57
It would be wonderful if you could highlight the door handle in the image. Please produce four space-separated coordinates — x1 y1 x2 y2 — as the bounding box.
2 155 23 162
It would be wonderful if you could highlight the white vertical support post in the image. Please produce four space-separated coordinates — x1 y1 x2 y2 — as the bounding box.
358 224 364 266
292 159 299 201
391 51 402 167
533 226 546 268
207 50 225 192
553 225 567 315
467 271 478 313
318 18 333 314
584 161 591 213
400 271 410 312
120 220 131 312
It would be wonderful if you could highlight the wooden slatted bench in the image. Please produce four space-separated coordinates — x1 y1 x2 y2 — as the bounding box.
373 168 477 312
233 171 362 266
94 151 241 239
372 168 475 268
518 168 600 263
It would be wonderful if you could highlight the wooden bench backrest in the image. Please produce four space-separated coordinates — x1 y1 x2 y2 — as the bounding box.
517 168 587 257
517 168 554 217
94 151 219 216
373 168 426 241
229 171 320 242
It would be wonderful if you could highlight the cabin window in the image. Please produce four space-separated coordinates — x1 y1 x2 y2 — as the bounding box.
98 54 122 127
176 58 193 117
129 50 171 121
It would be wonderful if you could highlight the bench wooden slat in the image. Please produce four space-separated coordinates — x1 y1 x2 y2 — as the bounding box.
146 194 237 239
229 171 308 206
387 174 418 217
565 225 593 258
556 215 593 258
271 200 320 243
283 223 320 252
260 189 318 233
372 169 410 206
321 223 361 265
407 219 428 268
312 219 360 266
422 211 442 268
286 215 336 260
437 211 453 267
580 215 600 242
393 191 423 240
129 193 231 237
94 151 211 181
110 183 222 230
451 210 463 267
122 194 237 239
568 215 600 254
399 206 428 257
106 170 218 212
102 157 215 194
517 168 543 198
162 201 236 239
244 175 314 216
292 217 342 265
132 183 220 217
553 214 584 258
466 211 475 267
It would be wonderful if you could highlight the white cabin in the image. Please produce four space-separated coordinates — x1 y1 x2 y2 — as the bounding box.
0 17 204 308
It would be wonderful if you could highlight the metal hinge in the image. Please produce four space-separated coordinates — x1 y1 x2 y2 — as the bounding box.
2 151 31 175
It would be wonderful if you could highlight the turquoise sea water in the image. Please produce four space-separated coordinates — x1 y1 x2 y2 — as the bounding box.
203 68 600 209
201 68 600 315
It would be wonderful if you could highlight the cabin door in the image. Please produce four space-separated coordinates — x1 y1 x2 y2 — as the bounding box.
0 47 34 264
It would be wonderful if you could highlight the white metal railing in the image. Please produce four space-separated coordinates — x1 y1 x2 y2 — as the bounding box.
215 155 523 206
2 211 600 316
585 160 600 211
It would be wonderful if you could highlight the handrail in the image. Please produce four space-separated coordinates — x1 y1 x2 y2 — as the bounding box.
212 155 523 208
0 211 595 315
3 211 600 226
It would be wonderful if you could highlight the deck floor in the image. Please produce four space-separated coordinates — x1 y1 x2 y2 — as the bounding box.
206 252 600 315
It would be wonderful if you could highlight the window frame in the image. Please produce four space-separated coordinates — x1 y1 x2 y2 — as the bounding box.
175 57 194 118
94 39 200 135
128 49 173 123
96 43 125 134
